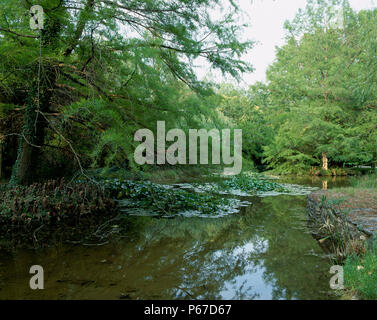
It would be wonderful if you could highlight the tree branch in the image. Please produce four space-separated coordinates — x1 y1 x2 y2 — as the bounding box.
0 27 39 38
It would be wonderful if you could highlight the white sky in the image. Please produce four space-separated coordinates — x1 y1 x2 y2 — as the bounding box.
195 0 376 87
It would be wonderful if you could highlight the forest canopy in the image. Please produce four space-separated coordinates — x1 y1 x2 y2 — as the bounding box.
0 0 376 184
217 0 377 174
0 0 253 184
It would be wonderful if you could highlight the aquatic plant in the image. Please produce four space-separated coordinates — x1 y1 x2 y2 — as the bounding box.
173 174 290 197
220 174 287 193
99 179 234 216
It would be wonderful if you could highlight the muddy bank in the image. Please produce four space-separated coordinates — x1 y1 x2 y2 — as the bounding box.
308 190 377 236
0 179 121 250
307 190 377 259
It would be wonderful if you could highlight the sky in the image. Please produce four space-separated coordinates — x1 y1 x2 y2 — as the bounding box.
195 0 377 87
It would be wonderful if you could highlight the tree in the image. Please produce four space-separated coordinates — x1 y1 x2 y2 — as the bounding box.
0 0 253 184
263 0 377 174
216 82 273 168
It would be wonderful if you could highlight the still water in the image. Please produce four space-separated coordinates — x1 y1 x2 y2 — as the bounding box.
0 177 352 299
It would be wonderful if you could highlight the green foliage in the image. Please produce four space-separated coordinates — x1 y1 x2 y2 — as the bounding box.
1 0 375 180
344 239 377 300
261 0 377 174
62 83 226 170
216 83 274 167
98 178 232 216
0 103 15 116
0 0 254 183
220 174 287 193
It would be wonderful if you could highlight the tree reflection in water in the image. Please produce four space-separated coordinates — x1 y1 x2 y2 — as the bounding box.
0 195 337 300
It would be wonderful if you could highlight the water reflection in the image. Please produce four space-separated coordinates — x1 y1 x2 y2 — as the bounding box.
278 175 352 190
0 194 337 300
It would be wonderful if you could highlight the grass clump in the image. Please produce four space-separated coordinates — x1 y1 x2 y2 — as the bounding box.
344 238 377 300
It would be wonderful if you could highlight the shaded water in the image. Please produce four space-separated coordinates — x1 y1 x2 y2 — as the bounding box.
0 176 352 300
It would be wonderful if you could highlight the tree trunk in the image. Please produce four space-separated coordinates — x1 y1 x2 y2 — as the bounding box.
322 152 328 171
10 66 56 185
10 89 49 185
9 13 62 186
13 138 36 185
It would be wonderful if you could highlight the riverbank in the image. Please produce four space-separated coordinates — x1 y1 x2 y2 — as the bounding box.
308 189 377 237
265 166 373 177
307 174 377 299
0 179 120 250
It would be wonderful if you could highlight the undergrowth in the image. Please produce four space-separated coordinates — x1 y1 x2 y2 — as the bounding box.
344 237 377 300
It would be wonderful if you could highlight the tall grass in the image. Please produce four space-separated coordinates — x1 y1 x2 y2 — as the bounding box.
350 173 377 189
344 238 377 300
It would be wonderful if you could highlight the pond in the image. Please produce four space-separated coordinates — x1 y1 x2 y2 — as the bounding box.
0 176 353 299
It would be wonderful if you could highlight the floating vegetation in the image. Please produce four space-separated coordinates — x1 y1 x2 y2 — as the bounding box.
256 184 319 197
173 174 316 197
99 175 313 218
99 179 246 217
222 175 288 193
174 173 319 197
95 173 317 218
